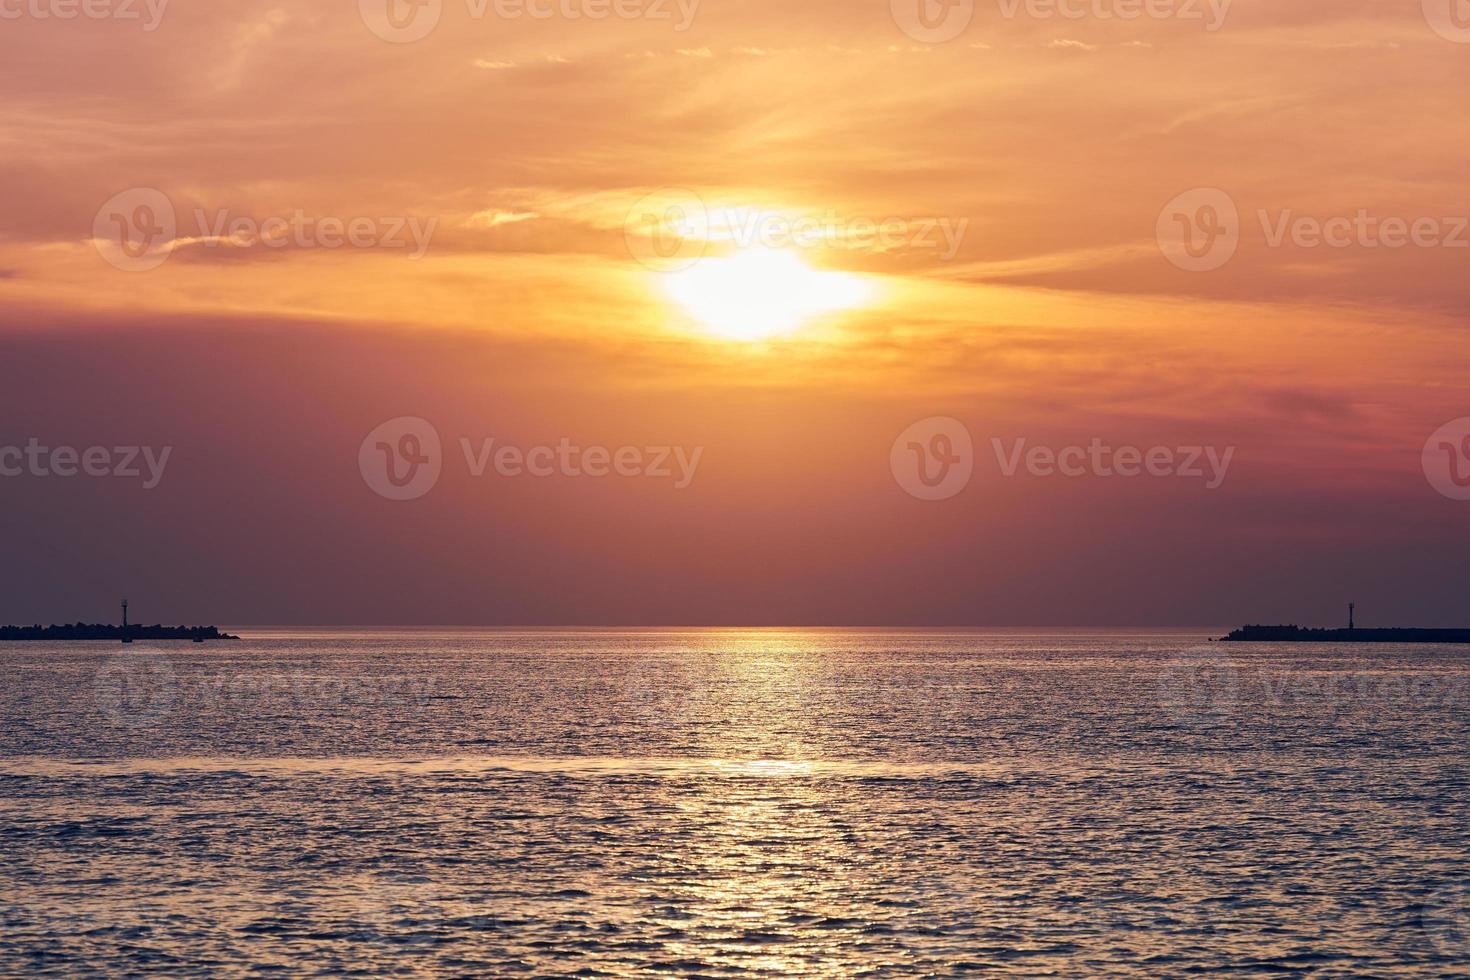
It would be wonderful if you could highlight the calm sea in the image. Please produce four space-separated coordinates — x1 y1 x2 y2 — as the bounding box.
2 629 1469 976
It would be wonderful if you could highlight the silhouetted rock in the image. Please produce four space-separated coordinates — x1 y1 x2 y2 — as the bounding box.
1220 624 1470 643
0 623 240 641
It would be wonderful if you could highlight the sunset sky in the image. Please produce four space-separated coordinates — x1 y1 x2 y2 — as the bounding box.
2 0 1468 626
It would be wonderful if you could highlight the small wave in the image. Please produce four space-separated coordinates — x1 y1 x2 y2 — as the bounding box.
0 756 1021 780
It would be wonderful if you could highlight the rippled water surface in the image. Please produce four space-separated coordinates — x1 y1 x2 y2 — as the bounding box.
3 629 1470 976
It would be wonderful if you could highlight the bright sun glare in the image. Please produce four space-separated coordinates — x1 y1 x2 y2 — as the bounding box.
662 248 873 341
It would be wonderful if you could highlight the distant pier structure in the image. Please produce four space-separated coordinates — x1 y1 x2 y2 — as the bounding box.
1221 601 1470 643
0 607 239 642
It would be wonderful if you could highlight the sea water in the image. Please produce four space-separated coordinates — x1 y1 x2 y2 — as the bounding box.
2 629 1468 976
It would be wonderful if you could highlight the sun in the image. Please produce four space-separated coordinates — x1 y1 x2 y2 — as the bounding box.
661 247 873 341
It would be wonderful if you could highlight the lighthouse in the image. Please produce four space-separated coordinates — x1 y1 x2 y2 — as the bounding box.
1349 602 1355 631
121 599 132 644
